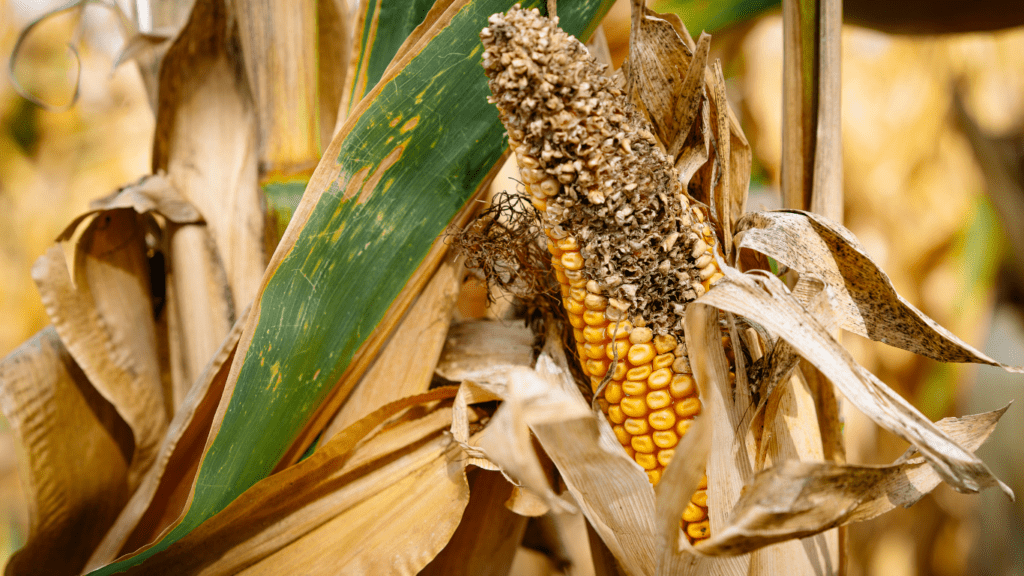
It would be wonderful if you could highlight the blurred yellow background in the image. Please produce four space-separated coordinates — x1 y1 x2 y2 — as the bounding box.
1 0 1022 574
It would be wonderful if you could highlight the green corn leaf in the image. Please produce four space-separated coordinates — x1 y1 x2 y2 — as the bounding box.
651 0 778 33
88 0 611 573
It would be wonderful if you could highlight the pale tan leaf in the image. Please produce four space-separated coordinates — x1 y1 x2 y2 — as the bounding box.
122 388 466 575
696 407 1008 556
33 213 167 491
87 173 202 224
451 381 502 472
435 319 536 385
320 255 462 443
84 314 245 570
698 267 1012 497
736 210 1022 371
156 0 266 318
318 0 352 148
0 328 131 576
421 470 529 576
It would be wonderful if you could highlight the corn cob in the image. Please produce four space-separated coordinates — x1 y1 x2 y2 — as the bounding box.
481 6 724 543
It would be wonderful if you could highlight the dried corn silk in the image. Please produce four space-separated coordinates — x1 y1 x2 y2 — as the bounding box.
481 6 724 543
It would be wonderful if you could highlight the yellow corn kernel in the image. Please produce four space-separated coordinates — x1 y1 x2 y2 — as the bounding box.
648 367 672 389
691 490 708 507
607 404 626 424
676 419 693 437
561 251 584 270
565 298 585 315
621 397 648 418
653 353 674 370
674 397 702 418
629 327 653 344
584 343 606 360
584 325 606 343
556 236 578 251
623 417 649 436
622 379 647 396
626 364 653 382
635 452 658 470
687 521 710 540
649 408 676 431
669 374 696 398
698 474 708 490
647 469 662 485
656 448 674 467
604 382 624 404
607 320 634 338
584 293 607 310
606 339 629 359
653 430 679 449
569 286 587 301
683 502 707 523
609 362 628 380
613 425 630 445
573 327 585 343
627 343 656 365
647 390 672 410
568 313 585 329
583 310 606 325
586 358 610 377
624 446 636 459
631 435 655 453
653 334 677 354
597 398 609 413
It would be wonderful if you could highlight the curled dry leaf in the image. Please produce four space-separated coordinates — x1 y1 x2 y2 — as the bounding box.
0 328 132 576
33 210 167 491
697 406 1010 555
737 210 1023 371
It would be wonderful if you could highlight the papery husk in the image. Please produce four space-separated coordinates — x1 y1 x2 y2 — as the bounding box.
0 328 131 576
435 319 536 386
33 210 166 491
84 313 246 571
114 388 470 575
736 210 1022 371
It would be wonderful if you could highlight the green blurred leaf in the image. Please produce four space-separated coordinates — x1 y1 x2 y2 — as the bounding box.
88 0 612 573
651 0 778 33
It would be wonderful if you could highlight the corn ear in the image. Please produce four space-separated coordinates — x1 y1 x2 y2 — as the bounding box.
481 6 726 543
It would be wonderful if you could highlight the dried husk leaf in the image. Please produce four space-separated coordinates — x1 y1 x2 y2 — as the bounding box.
320 254 463 443
117 388 469 575
155 0 266 318
87 174 202 224
84 314 245 570
696 406 1009 555
435 319 536 385
698 266 1012 497
0 328 131 576
420 470 529 576
736 210 1022 371
33 211 167 491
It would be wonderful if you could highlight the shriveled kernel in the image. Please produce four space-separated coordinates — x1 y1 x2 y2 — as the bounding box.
621 397 648 418
648 408 676 430
583 310 606 325
635 452 658 470
539 177 559 196
584 343 606 360
556 236 579 251
569 286 587 301
622 380 647 396
698 474 708 490
626 364 653 381
584 293 608 310
669 374 696 398
627 343 656 365
604 382 623 404
583 325 606 343
623 418 649 435
561 252 584 271
691 490 708 507
653 353 674 370
606 340 630 360
656 449 674 467
687 521 710 540
672 356 690 374
647 469 662 485
653 430 679 449
676 419 693 437
653 334 677 354
683 502 708 523
646 390 672 410
607 404 626 424
675 397 702 418
648 368 672 389
613 425 630 445
629 327 653 344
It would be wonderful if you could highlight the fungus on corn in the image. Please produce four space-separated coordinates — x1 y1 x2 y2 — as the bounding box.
481 5 725 543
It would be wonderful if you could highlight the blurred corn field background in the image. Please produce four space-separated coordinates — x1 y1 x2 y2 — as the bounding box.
0 0 1022 574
